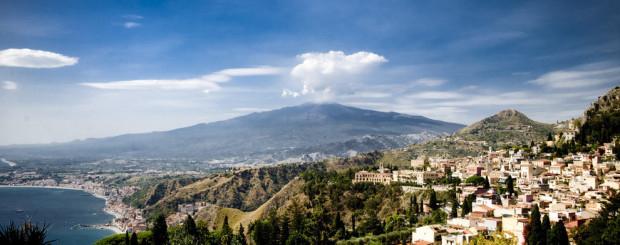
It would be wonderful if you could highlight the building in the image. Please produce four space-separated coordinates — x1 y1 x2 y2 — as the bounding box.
412 225 448 244
353 171 392 185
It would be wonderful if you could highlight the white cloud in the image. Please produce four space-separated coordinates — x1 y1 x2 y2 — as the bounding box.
341 92 392 99
124 22 142 28
410 78 446 87
528 64 620 88
2 81 17 90
0 48 78 68
82 67 283 92
281 89 300 98
123 14 143 19
409 91 463 99
289 51 387 96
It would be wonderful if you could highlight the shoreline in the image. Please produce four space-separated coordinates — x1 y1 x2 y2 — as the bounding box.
0 185 124 234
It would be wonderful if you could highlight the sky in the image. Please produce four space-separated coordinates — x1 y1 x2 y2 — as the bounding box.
0 0 619 145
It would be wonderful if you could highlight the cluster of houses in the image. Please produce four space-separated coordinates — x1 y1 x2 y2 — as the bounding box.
353 133 618 244
166 202 208 227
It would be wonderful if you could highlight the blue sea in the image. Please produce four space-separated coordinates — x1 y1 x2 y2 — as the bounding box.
0 187 116 245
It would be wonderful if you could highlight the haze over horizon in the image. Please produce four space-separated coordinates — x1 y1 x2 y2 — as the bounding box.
1 0 619 145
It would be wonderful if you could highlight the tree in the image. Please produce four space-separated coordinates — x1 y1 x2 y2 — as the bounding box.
528 204 543 245
412 195 419 215
285 232 308 245
235 224 247 245
541 214 550 245
384 214 405 233
0 220 55 245
465 176 487 186
451 199 459 218
221 216 233 245
332 212 346 240
574 193 620 244
552 221 568 245
125 231 130 245
484 176 491 189
183 215 197 238
506 175 514 195
462 196 470 217
429 189 438 210
469 231 517 245
280 216 289 245
130 232 139 245
152 213 168 245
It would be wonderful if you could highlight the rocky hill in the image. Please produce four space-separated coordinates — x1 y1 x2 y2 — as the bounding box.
577 85 620 145
453 109 555 146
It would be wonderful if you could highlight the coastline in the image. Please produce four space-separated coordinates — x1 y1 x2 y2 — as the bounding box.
0 185 124 234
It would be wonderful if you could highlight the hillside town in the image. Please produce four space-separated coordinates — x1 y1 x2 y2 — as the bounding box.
353 125 619 244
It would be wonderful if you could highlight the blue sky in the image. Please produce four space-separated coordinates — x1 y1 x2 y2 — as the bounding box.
0 0 619 145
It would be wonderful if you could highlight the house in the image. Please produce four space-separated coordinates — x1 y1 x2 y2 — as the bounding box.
412 225 448 244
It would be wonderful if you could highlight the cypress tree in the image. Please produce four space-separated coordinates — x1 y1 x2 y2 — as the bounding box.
236 224 247 245
125 231 129 245
280 217 289 245
152 213 168 245
420 199 424 214
351 213 356 235
221 216 233 245
130 232 139 245
461 197 470 217
484 176 490 189
553 221 568 245
183 214 198 238
429 190 438 210
506 175 514 195
451 199 459 218
528 204 542 245
541 214 550 245
412 195 419 215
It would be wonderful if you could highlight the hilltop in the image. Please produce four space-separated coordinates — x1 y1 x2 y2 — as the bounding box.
454 109 555 146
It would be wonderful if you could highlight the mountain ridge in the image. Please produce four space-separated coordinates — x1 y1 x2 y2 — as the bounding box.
0 103 464 164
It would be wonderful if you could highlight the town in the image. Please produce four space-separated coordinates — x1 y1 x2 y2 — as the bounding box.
353 125 619 244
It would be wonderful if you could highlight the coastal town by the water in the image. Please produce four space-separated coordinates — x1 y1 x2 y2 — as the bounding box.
2 120 619 244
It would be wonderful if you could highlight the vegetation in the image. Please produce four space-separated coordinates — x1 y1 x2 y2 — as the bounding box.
573 193 620 244
0 220 55 245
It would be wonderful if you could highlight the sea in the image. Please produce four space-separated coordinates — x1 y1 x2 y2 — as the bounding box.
0 187 116 245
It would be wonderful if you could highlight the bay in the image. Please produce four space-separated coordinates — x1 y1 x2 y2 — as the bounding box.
0 187 116 245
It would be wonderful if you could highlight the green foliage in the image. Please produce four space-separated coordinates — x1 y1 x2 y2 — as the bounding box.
152 213 169 245
465 176 486 186
468 231 517 245
96 231 153 245
574 193 620 244
506 175 514 195
528 204 543 245
130 233 138 245
0 220 55 245
182 215 197 238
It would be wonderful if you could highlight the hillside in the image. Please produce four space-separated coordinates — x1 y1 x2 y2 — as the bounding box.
0 103 464 165
453 109 555 146
124 152 382 215
577 85 620 145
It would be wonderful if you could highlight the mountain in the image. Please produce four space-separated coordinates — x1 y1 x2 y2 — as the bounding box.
0 103 464 164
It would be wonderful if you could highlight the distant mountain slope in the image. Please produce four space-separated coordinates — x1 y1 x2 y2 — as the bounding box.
0 103 464 164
